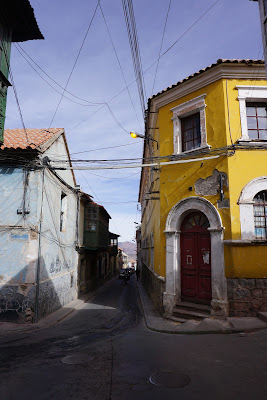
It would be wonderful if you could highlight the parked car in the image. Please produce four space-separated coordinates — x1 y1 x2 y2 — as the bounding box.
119 269 126 279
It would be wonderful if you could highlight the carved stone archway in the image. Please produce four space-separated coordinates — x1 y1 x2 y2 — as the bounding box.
163 197 228 317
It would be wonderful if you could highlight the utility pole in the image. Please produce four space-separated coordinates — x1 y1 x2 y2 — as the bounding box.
252 0 267 77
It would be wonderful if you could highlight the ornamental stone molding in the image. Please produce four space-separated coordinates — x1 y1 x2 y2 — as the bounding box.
163 196 228 318
238 176 267 240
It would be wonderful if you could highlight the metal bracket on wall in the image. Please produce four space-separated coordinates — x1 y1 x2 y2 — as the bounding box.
144 197 160 200
17 207 30 214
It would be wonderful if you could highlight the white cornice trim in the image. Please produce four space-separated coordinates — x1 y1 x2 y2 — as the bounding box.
149 64 266 112
170 93 207 116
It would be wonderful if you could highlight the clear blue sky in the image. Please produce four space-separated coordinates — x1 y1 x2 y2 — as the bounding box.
5 0 263 241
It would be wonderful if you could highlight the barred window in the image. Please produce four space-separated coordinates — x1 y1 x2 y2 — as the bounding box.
253 190 267 239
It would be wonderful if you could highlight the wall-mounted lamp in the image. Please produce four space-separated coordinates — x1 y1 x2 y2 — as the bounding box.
130 131 158 150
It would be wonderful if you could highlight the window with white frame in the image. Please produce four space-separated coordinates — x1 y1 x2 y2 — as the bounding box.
239 177 267 240
171 94 208 154
246 103 267 140
253 190 267 239
236 86 267 142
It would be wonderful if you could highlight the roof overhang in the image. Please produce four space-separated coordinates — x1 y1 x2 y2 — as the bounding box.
2 0 44 42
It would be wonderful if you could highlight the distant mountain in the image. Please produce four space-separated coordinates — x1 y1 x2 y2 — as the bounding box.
118 241 137 260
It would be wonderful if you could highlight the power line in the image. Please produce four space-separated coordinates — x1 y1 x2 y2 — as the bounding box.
14 44 103 107
122 0 147 118
15 43 105 106
70 141 142 155
49 0 100 128
51 154 223 170
79 169 103 205
68 0 221 133
106 104 129 134
161 0 220 57
151 0 172 96
99 2 143 132
83 170 140 180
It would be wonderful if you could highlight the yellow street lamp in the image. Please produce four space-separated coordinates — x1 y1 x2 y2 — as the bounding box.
130 131 158 149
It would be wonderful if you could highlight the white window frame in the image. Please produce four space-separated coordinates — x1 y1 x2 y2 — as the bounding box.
238 176 267 240
171 94 209 154
236 85 267 142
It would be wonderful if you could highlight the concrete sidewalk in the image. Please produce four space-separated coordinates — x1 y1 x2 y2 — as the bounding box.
136 280 267 334
0 279 114 336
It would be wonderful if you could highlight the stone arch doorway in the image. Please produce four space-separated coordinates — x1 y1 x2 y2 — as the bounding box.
180 212 211 304
164 197 228 318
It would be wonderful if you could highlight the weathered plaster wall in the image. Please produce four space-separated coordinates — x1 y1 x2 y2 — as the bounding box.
44 134 75 186
155 79 230 278
140 71 267 317
36 165 78 320
0 136 79 322
0 167 39 320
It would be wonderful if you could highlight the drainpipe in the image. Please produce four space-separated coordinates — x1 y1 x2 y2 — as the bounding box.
34 168 45 323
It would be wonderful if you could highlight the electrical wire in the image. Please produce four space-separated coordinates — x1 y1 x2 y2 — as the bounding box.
70 141 142 155
122 0 147 118
99 2 143 132
161 0 220 58
68 0 222 133
14 43 105 106
49 0 100 128
79 169 104 205
151 0 172 96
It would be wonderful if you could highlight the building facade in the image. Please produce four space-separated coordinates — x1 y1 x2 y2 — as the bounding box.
139 59 267 318
0 128 79 322
78 192 119 294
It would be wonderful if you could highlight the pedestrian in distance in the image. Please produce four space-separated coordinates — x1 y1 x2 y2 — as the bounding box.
135 267 140 281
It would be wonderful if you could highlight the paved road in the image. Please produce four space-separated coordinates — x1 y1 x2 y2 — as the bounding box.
1 276 267 400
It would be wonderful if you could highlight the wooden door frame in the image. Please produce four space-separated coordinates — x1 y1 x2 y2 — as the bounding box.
163 197 228 318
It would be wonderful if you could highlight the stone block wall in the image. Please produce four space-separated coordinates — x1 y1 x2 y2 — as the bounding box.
141 263 165 314
227 278 267 316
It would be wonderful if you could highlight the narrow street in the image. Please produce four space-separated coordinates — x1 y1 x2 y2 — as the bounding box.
1 277 267 400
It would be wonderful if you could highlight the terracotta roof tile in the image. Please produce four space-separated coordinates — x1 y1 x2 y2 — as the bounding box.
1 128 63 150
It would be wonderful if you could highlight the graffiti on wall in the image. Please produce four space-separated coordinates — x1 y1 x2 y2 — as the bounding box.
49 256 70 274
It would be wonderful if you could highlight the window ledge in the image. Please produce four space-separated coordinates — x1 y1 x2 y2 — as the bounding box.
237 140 267 148
224 239 267 246
173 144 211 157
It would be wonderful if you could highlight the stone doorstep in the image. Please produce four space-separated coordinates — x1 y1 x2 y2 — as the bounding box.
257 311 267 323
172 302 211 321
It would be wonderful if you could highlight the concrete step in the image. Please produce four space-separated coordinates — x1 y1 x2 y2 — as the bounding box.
177 301 211 313
257 311 267 323
173 302 211 320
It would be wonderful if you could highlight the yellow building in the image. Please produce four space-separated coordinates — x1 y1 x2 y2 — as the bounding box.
139 59 267 318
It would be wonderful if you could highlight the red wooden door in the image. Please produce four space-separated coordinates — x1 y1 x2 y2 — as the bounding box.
180 212 211 303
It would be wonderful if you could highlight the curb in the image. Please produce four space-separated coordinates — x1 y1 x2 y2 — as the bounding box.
136 281 267 335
